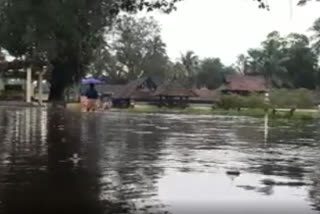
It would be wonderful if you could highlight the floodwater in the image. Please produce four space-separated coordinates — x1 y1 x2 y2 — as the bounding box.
0 108 320 214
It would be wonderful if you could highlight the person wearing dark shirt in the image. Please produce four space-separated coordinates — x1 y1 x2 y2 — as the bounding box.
85 84 98 111
85 83 98 99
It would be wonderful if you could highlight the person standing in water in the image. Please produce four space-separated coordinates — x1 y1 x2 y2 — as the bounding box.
85 83 99 112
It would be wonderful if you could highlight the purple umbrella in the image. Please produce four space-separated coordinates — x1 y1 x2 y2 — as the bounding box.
82 77 102 85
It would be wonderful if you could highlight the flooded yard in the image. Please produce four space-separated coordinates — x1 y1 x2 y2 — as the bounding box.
0 107 319 214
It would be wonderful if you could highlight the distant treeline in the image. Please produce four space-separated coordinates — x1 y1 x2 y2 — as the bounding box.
90 15 320 90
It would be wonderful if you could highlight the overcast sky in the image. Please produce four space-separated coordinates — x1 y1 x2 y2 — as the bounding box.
147 0 320 65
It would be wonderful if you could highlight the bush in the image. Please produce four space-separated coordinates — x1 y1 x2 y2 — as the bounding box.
216 89 315 110
217 95 244 109
270 89 315 109
217 93 267 110
242 93 268 109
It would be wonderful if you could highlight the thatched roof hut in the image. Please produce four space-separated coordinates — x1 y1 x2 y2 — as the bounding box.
115 76 157 100
154 80 197 98
96 84 125 98
96 76 158 100
97 76 158 107
154 80 197 107
219 75 268 94
191 87 220 103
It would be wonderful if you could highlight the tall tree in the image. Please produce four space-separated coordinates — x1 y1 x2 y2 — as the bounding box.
196 58 235 89
166 61 189 85
242 30 319 89
180 51 199 86
181 51 198 76
235 54 249 74
88 45 127 84
0 0 181 100
112 15 162 80
90 15 169 83
245 31 289 88
142 35 169 82
284 33 318 89
261 31 289 87
310 17 320 55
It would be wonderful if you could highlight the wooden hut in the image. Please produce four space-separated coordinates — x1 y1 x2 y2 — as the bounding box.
102 77 158 108
96 84 124 99
154 80 197 107
219 75 268 95
191 87 220 104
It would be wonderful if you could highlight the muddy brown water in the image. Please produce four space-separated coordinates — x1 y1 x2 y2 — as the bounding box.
0 107 319 214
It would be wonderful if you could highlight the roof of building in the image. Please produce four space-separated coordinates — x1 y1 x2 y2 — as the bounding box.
219 75 268 92
154 79 197 97
115 77 147 99
191 87 220 101
97 76 158 99
96 84 125 97
116 77 158 99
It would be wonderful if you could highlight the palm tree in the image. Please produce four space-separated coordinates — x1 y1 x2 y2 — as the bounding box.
262 33 290 87
310 17 320 55
246 32 290 88
181 51 198 77
235 54 249 74
261 51 289 88
180 51 199 86
142 35 168 81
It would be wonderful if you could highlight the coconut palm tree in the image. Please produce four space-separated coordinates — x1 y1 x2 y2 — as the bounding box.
235 54 249 74
180 51 199 86
246 32 290 88
181 51 198 77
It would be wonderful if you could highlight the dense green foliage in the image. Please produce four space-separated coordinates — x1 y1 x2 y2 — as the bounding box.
0 0 320 100
217 94 267 110
89 15 169 83
270 89 315 109
0 0 181 100
217 95 245 110
93 15 320 91
196 58 234 89
238 31 319 89
217 89 315 110
90 17 236 87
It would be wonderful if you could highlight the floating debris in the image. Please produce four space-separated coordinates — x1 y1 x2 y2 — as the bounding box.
226 171 241 176
261 179 310 186
69 153 82 165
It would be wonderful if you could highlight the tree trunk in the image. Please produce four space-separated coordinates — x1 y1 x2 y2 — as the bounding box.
48 82 66 101
48 61 75 102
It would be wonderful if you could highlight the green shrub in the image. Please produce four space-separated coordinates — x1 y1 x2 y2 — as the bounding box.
242 93 268 109
270 89 315 109
217 95 244 109
217 93 267 109
216 89 315 110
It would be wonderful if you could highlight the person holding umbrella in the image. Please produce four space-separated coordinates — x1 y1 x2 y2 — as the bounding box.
82 78 101 112
84 83 99 112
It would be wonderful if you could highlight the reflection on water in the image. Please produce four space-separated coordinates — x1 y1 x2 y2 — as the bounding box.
0 107 319 213
264 113 269 144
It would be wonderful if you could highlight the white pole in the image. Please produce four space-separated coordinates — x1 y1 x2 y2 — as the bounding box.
26 67 32 103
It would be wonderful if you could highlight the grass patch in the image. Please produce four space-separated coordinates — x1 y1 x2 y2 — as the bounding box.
119 105 319 121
